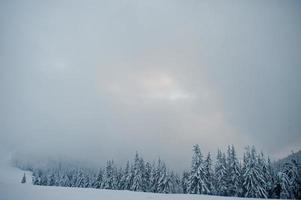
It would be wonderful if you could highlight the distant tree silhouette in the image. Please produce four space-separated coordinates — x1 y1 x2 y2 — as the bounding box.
21 173 26 183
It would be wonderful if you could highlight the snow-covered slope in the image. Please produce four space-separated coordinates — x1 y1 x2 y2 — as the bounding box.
0 156 265 200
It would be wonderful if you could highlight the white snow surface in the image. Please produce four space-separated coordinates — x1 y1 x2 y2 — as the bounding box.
0 155 266 200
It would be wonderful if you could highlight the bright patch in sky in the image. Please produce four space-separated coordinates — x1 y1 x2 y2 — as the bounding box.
98 67 192 102
141 73 191 101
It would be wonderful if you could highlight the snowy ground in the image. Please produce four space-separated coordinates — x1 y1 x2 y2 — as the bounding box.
0 155 267 200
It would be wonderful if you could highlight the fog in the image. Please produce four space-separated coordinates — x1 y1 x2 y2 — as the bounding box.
1 0 301 170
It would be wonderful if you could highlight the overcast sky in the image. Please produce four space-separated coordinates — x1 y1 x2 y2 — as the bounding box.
1 0 301 170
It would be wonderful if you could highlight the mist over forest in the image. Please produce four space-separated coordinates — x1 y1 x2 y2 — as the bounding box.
1 0 301 200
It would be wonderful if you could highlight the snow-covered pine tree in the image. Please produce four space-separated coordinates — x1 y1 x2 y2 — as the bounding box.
102 160 115 189
242 146 267 198
226 145 242 197
76 169 86 188
66 170 74 187
278 170 291 199
120 161 131 190
115 167 123 190
128 162 135 190
265 157 276 198
150 159 162 193
131 152 143 191
117 167 125 190
70 168 78 187
182 171 189 194
111 165 119 190
60 173 71 187
187 144 209 194
292 158 301 199
32 170 40 185
139 157 147 192
290 159 301 199
204 152 215 195
84 173 91 188
170 171 182 193
21 173 26 183
157 162 167 193
47 172 55 186
158 162 177 194
92 168 103 188
51 170 59 186
40 170 48 186
188 144 202 194
278 159 301 199
214 149 228 196
144 161 152 192
258 153 275 198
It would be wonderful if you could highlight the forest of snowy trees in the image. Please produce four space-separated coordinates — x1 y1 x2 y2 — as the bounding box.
17 145 301 199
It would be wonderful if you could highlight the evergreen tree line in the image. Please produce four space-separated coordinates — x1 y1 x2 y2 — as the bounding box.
29 145 301 199
32 152 182 194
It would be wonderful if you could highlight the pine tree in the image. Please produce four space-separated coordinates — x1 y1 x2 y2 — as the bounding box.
115 167 123 190
40 171 48 185
70 168 78 187
150 159 162 193
32 170 40 185
84 173 91 188
144 162 152 192
157 162 169 193
92 169 103 188
76 169 85 188
278 159 301 199
290 159 301 199
263 157 275 198
102 160 115 189
126 162 135 190
21 173 26 183
242 146 267 198
170 171 182 193
278 170 291 199
66 170 74 187
204 152 215 195
258 154 275 198
119 161 131 190
60 173 71 187
139 157 147 192
182 171 189 194
111 165 119 190
214 149 228 196
47 172 55 186
226 145 242 196
187 144 209 194
131 152 144 191
188 144 202 194
292 159 301 199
